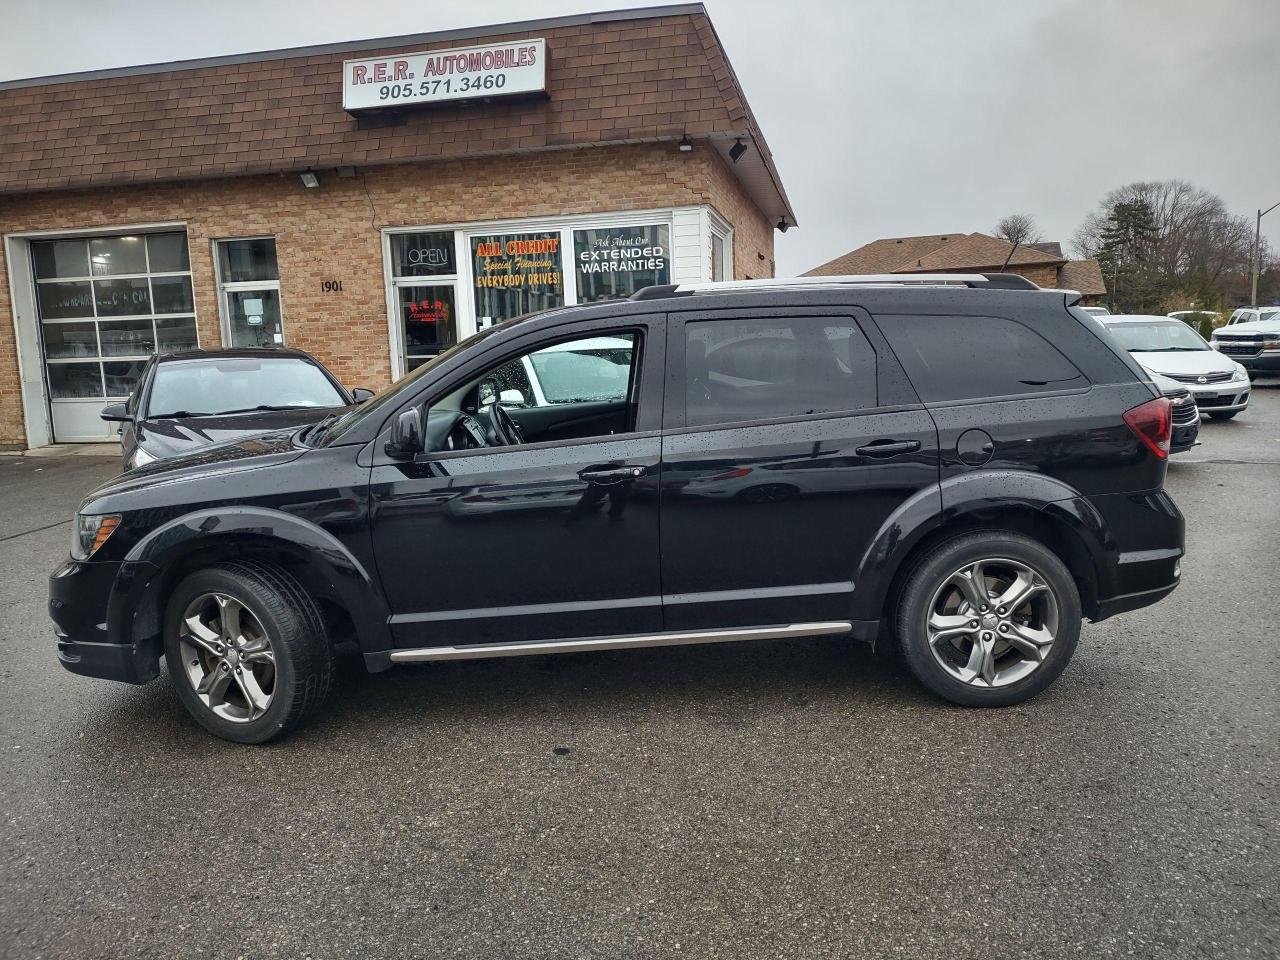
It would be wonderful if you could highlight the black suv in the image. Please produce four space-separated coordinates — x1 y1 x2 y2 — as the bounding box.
50 275 1183 743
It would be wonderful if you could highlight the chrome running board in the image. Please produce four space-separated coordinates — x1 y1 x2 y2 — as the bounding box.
388 621 852 664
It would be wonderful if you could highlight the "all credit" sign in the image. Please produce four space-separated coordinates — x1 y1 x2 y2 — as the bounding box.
343 38 548 112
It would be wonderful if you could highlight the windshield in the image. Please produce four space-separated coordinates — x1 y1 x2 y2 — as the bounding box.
1105 321 1209 353
146 357 345 418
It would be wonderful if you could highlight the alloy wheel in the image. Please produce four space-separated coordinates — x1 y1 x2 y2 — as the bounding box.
178 592 276 723
925 557 1060 688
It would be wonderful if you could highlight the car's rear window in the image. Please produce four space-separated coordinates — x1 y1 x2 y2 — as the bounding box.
147 357 344 417
878 314 1086 403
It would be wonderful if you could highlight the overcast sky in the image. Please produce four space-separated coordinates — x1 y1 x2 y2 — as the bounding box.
3 0 1277 276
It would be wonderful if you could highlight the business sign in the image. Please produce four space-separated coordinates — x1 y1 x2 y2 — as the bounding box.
471 232 564 324
343 38 547 112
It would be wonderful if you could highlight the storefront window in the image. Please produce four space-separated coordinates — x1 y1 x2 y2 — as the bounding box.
574 225 670 303
472 231 564 326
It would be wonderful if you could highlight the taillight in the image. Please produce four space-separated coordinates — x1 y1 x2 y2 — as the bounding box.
1123 397 1172 459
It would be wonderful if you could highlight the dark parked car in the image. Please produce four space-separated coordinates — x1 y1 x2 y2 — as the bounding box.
51 274 1184 743
100 348 373 470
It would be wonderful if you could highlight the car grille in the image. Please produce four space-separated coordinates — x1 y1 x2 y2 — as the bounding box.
1164 371 1234 384
1214 340 1262 358
1170 398 1199 424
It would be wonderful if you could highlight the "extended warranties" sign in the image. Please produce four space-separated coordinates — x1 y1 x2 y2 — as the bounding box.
343 39 547 111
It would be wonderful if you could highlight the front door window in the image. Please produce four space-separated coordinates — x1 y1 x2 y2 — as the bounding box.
216 238 285 348
398 285 457 371
389 231 460 373
226 289 284 349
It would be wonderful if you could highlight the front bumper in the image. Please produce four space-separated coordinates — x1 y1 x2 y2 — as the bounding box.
1169 418 1199 453
1237 353 1280 376
49 557 161 684
1179 380 1250 413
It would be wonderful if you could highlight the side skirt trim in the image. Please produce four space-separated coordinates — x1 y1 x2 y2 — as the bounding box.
387 621 853 664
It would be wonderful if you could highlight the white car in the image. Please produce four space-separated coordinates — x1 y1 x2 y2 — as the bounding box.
1167 309 1221 326
1101 314 1251 420
1211 312 1280 379
1225 306 1280 326
1079 306 1111 317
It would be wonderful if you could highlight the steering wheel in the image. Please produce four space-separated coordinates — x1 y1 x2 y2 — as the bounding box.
487 401 524 446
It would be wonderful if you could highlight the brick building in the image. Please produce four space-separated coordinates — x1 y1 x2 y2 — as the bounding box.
805 232 1107 304
0 4 793 446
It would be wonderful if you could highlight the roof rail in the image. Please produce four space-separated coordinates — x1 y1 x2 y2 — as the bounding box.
631 272 1041 301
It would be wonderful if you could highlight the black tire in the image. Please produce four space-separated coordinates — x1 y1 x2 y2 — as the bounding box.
894 531 1081 707
163 561 334 743
1207 410 1239 421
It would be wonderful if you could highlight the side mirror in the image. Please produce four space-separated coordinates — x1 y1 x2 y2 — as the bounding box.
499 388 526 406
385 407 424 458
100 402 130 423
351 387 375 404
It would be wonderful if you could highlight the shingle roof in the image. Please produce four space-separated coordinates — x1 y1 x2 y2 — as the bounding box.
1059 259 1107 296
900 233 1064 272
803 234 958 276
0 4 794 224
1028 241 1064 257
805 231 1067 276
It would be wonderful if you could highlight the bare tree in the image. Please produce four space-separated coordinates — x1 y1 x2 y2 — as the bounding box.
1072 179 1262 311
992 213 1042 247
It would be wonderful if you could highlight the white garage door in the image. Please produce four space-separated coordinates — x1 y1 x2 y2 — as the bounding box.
31 232 198 441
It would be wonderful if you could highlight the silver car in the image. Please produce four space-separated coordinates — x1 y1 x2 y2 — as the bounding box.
1101 314 1251 420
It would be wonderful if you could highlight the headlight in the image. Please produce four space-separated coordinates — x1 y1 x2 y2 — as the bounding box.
1233 365 1249 381
127 446 157 469
71 514 121 560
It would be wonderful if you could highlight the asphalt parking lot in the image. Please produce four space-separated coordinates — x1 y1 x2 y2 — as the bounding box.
2 389 1277 960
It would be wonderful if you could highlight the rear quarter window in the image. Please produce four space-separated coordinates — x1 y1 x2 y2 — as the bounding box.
877 314 1086 403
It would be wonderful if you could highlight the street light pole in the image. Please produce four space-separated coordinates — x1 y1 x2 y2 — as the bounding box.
1253 200 1280 307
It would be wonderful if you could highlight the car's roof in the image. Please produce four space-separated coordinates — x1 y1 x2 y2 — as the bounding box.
155 347 318 364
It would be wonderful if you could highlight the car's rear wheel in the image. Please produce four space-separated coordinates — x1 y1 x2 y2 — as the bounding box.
1207 410 1239 420
163 561 333 743
894 531 1080 707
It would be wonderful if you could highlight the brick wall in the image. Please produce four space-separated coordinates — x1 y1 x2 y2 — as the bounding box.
0 141 772 447
1016 264 1061 288
702 149 774 280
0 12 751 195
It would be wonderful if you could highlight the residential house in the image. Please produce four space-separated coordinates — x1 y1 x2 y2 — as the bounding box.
804 232 1107 304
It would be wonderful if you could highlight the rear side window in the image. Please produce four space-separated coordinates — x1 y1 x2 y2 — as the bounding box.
878 314 1085 403
684 316 877 427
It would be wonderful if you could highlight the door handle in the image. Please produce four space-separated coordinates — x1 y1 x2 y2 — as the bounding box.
855 439 922 458
578 464 646 484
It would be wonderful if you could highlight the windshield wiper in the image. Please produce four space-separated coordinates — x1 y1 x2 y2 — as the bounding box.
212 404 323 415
302 412 341 446
148 410 210 419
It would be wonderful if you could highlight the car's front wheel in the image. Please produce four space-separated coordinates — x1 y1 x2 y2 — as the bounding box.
163 561 333 743
894 531 1081 707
